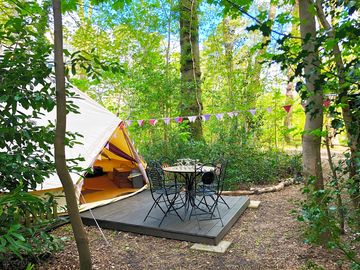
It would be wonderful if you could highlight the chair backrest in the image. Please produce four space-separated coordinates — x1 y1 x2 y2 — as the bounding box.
214 159 227 192
201 171 215 185
146 161 164 190
194 162 216 186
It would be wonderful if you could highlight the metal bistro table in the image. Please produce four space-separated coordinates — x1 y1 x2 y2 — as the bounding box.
162 165 215 210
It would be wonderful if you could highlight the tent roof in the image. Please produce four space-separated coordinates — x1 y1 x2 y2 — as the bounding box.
36 85 122 190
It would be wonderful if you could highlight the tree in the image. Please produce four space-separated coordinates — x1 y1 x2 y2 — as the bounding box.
52 0 92 269
314 0 360 210
298 0 324 187
179 0 203 140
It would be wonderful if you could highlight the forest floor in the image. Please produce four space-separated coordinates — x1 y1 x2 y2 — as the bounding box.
35 184 350 270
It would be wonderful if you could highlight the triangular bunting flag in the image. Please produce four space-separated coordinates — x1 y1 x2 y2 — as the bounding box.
266 107 272 113
249 109 256 116
137 120 144 126
163 118 171 125
126 120 133 126
105 142 110 150
233 112 239 117
215 113 224 120
283 105 292 113
149 119 157 126
188 116 197 123
174 117 183 123
201 114 211 121
323 99 330 108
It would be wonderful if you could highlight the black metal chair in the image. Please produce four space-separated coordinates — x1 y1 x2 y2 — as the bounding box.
143 161 183 226
189 161 229 227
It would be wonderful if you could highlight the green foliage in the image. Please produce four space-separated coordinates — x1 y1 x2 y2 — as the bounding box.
298 168 360 268
0 0 56 192
141 129 302 189
0 187 63 267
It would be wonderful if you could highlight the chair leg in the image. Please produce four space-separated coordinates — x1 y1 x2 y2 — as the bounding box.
218 194 230 209
159 192 184 226
143 194 166 222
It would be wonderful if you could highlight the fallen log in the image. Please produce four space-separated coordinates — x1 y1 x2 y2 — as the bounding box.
222 178 295 196
221 190 255 196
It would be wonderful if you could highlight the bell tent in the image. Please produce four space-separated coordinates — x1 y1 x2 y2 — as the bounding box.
31 85 147 212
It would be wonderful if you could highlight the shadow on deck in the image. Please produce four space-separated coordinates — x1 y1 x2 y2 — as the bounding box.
80 190 249 245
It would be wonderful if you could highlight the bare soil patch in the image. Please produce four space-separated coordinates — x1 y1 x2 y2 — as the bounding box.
36 185 346 270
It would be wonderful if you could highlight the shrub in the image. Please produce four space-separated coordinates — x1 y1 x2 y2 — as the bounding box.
0 188 64 269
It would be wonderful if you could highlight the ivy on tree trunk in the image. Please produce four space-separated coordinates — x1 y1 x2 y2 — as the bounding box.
179 0 203 140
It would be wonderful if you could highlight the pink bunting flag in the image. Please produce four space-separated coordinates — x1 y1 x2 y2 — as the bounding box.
215 113 224 120
163 118 171 125
137 120 144 127
227 112 234 117
188 116 197 123
126 120 133 126
149 119 157 126
174 117 183 123
283 105 292 113
249 109 256 116
201 114 211 121
105 142 110 150
323 99 331 108
266 107 272 113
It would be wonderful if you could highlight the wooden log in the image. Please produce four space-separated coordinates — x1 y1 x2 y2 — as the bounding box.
222 178 295 196
221 190 255 195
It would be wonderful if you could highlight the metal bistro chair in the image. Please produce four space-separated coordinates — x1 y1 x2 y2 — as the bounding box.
189 160 229 227
143 161 183 226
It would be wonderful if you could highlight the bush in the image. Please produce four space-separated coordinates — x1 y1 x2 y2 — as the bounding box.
141 132 302 190
0 188 64 269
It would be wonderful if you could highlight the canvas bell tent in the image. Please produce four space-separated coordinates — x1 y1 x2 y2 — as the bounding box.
31 85 148 212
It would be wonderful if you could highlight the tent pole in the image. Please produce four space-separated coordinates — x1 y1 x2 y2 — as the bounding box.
121 126 149 184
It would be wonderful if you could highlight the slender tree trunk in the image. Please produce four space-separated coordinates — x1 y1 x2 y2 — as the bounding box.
52 1 92 269
179 0 203 140
299 0 324 188
315 0 360 210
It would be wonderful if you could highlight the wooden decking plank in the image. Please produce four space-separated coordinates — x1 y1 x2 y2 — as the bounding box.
81 190 249 245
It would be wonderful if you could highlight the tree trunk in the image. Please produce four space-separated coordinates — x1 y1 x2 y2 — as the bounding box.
298 0 324 188
315 0 360 210
52 1 92 269
179 0 203 140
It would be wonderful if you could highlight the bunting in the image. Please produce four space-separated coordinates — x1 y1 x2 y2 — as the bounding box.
137 120 144 127
215 113 224 120
163 118 171 125
283 105 292 113
202 114 211 121
174 117 183 123
149 119 157 126
188 116 197 123
323 99 331 108
123 106 296 127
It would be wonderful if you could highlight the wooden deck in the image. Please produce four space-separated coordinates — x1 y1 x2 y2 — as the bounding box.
80 190 249 245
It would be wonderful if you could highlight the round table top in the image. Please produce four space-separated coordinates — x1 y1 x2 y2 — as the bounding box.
162 165 214 173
